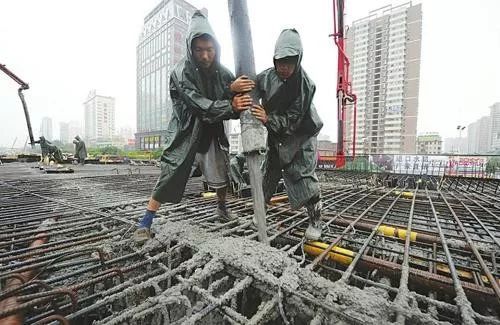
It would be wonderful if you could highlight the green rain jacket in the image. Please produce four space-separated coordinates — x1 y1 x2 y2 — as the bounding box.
257 29 323 209
152 11 236 204
37 136 64 163
74 136 87 160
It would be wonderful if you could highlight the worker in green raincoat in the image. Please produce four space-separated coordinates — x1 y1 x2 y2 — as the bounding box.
73 135 87 165
35 136 64 164
252 29 324 240
133 11 254 242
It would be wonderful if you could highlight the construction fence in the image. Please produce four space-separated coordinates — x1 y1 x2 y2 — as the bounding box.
318 154 500 178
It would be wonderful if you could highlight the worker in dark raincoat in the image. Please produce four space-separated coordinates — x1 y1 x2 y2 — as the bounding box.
73 135 87 165
35 136 64 164
252 29 324 240
133 11 254 242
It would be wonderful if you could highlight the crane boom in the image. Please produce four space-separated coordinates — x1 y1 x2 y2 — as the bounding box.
0 63 35 148
331 0 357 168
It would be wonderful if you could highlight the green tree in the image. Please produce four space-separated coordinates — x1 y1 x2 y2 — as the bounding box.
101 146 123 155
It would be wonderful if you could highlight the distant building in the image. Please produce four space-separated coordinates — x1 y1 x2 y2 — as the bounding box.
125 138 136 151
59 122 69 143
345 2 422 154
468 116 492 154
443 137 467 154
118 127 135 140
84 90 115 146
111 127 137 149
59 121 83 144
40 117 53 140
135 0 197 150
317 140 337 169
318 140 337 157
490 102 500 152
416 133 442 154
69 121 84 142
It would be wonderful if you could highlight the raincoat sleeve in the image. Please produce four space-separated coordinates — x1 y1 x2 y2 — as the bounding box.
221 70 240 120
170 71 235 124
222 70 236 99
265 84 315 137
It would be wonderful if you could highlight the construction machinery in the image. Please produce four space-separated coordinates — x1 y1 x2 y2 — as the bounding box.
331 0 357 168
0 63 35 149
228 0 269 244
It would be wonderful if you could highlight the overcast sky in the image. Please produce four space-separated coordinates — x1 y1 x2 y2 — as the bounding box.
1 0 499 148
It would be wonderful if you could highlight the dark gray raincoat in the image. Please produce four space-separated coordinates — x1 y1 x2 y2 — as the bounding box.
74 136 87 161
152 11 237 204
230 153 247 187
36 136 64 163
256 29 323 209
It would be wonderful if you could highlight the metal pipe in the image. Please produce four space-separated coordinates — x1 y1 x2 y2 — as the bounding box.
227 0 268 244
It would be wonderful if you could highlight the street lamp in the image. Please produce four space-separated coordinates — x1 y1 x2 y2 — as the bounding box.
456 125 466 154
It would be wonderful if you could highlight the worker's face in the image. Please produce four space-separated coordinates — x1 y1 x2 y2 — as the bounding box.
275 58 296 80
192 37 216 69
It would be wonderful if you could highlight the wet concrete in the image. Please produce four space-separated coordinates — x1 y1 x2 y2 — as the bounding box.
131 218 451 324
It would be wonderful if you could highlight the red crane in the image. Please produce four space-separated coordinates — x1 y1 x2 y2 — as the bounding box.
331 0 357 168
0 63 35 148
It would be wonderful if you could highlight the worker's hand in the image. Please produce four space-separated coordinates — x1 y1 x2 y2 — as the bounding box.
251 104 268 124
230 75 255 93
232 94 252 112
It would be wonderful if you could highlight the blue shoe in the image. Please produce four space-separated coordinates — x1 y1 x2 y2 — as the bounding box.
133 227 151 243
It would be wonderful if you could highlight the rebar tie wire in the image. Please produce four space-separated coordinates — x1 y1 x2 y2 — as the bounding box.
277 280 291 325
299 237 307 266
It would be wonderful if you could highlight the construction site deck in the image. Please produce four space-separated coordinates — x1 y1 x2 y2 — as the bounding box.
0 162 499 324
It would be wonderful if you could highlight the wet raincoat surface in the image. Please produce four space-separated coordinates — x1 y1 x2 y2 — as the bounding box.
152 11 237 204
230 153 247 187
256 29 323 209
37 137 51 157
36 136 64 163
74 136 87 161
